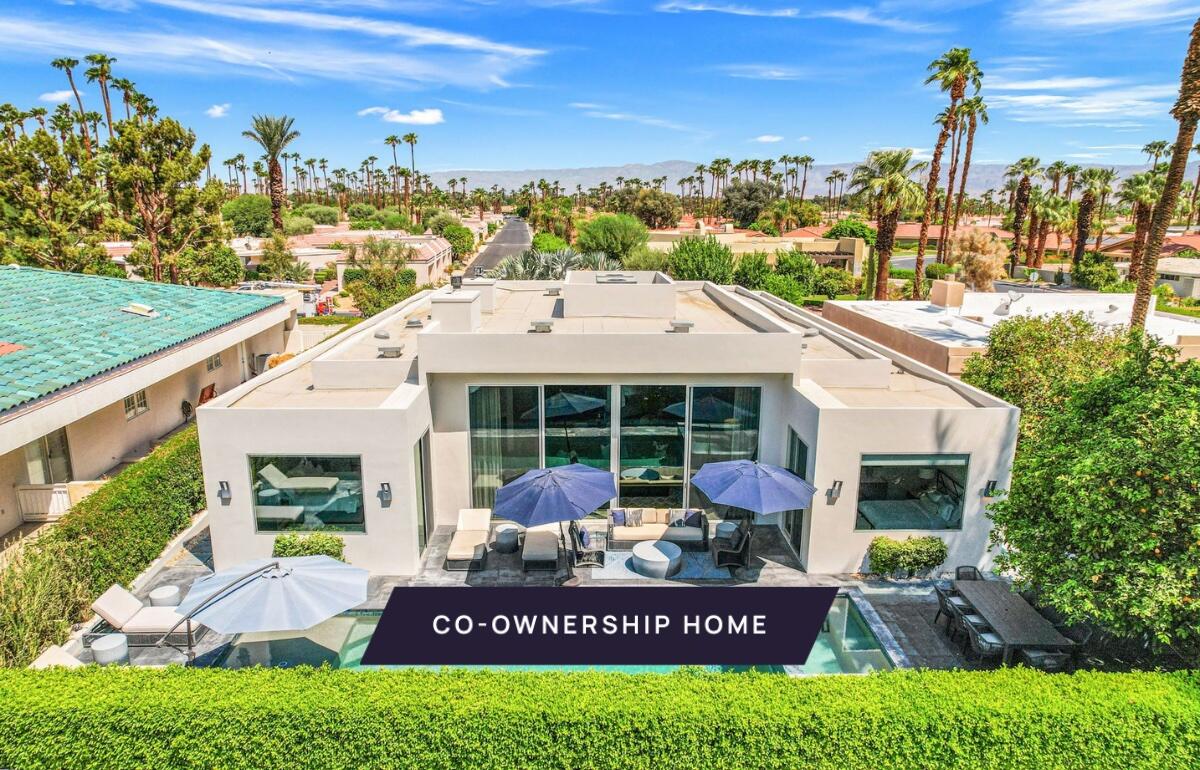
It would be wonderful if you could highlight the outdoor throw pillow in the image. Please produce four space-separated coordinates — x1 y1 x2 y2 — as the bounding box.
626 508 643 527
667 509 686 527
578 527 591 547
683 509 704 527
611 508 626 526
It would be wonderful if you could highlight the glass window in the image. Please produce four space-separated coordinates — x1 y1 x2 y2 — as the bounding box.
543 385 611 471
250 455 364 532
782 428 808 550
206 353 223 371
414 433 432 554
854 454 968 531
124 389 149 420
469 386 540 508
687 386 761 519
23 428 73 485
619 385 686 509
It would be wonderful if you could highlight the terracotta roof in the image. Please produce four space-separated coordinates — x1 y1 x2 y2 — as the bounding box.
783 227 827 238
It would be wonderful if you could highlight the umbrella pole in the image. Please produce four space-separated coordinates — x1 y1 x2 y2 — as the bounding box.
559 521 579 587
156 561 281 663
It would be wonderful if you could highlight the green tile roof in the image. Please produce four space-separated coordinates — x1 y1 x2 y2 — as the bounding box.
0 267 283 414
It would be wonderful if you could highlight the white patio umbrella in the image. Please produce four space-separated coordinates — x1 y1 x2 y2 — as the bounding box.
160 556 368 659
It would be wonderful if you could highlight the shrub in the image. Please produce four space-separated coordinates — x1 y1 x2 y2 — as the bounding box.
749 221 780 236
811 267 856 298
297 316 364 327
293 204 339 226
575 214 648 262
426 212 461 236
346 203 377 221
667 236 735 283
621 245 668 272
761 273 807 304
0 427 204 667
532 232 569 252
867 536 947 577
349 219 383 230
201 244 244 287
442 224 476 258
272 533 345 561
947 228 1008 292
0 668 1197 769
381 214 411 231
221 194 272 237
823 217 877 246
732 251 772 290
925 263 956 280
282 215 315 236
721 179 780 227
1073 252 1121 290
774 250 818 287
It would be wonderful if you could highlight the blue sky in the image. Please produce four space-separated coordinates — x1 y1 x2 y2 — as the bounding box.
0 1 1195 172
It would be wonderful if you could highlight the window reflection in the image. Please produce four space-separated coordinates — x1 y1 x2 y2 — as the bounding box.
250 455 364 532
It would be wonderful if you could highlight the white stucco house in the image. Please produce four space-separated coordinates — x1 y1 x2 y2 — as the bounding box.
0 267 298 539
198 272 1019 577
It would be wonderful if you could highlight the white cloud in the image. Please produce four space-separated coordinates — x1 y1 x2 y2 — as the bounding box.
797 135 811 141
1009 0 1200 30
0 17 533 89
990 84 1177 123
717 63 807 80
1083 143 1144 150
656 1 943 32
38 89 74 103
568 101 605 109
145 0 544 57
358 106 445 124
989 76 1123 90
1065 152 1108 158
753 134 784 143
568 102 702 134
205 103 231 118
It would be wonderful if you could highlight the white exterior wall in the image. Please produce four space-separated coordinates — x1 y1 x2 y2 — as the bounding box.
197 386 432 574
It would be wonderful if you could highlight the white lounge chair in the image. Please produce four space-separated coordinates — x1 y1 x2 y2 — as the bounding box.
29 644 83 669
89 584 201 647
522 523 561 572
257 463 339 494
445 508 492 571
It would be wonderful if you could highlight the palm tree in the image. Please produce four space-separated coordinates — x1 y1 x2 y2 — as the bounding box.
1092 168 1119 251
1072 167 1109 267
950 96 988 245
1142 140 1171 167
1006 157 1041 275
797 155 814 202
1119 172 1164 283
242 115 300 230
1185 142 1200 232
851 149 927 300
84 53 117 141
109 77 136 120
1062 164 1082 202
398 133 418 216
51 57 91 156
1133 18 1200 328
915 47 983 296
1036 194 1072 267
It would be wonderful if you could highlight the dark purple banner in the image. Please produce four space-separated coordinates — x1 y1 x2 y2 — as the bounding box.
362 587 838 666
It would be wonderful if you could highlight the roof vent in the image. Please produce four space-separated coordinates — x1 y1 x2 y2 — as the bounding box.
121 303 158 318
374 329 391 340
405 318 424 328
667 320 694 334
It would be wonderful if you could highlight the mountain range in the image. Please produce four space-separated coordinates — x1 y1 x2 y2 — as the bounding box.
425 159 1172 197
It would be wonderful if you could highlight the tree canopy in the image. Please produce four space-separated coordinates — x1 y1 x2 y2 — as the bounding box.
575 214 648 262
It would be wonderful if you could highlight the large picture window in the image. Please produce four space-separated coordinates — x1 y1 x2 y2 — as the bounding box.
687 386 761 519
543 385 611 471
469 385 540 508
619 385 686 509
854 454 968 531
250 455 365 532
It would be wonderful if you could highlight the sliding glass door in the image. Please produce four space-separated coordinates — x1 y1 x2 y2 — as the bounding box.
468 386 540 508
782 428 809 553
618 385 686 509
686 386 762 519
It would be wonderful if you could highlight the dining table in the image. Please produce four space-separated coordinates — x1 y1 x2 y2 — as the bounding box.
954 580 1074 665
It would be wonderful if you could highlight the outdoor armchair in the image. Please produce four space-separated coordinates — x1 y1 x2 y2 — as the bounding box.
711 527 752 570
568 520 605 568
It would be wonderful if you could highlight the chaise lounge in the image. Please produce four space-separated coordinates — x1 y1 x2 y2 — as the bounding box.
444 508 492 571
257 463 340 494
522 523 562 572
607 507 708 551
88 584 203 648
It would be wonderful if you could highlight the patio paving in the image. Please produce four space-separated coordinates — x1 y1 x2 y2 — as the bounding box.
112 525 972 670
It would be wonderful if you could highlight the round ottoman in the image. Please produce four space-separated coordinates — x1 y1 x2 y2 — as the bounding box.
149 584 181 607
631 541 683 579
715 521 738 540
92 633 129 666
493 524 520 554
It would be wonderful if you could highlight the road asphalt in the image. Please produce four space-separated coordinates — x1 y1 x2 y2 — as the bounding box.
468 218 532 275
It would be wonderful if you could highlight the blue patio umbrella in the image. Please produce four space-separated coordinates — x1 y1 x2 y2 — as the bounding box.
691 460 817 515
494 464 616 584
664 394 752 423
494 463 616 528
530 392 608 420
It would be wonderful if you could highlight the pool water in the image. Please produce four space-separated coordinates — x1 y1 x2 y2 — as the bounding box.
212 594 893 675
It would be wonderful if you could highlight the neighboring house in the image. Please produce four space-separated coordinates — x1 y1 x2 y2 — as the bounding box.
1113 256 1200 300
198 272 1018 577
647 221 865 274
822 281 1200 376
331 234 454 288
0 267 298 538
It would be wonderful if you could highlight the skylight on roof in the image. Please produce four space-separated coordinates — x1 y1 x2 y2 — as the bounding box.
121 303 158 318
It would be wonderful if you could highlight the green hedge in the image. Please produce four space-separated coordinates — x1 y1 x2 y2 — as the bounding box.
272 532 345 560
867 535 948 577
0 426 204 667
0 668 1196 769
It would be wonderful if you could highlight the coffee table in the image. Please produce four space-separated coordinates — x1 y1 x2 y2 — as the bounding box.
631 540 682 579
493 524 520 554
149 584 181 607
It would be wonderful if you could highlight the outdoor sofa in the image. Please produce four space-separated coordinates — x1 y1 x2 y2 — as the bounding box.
607 507 708 551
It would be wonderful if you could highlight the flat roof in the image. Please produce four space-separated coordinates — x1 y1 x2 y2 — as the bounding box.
231 362 395 409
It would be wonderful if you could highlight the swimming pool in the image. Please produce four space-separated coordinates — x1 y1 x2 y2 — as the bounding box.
211 593 894 675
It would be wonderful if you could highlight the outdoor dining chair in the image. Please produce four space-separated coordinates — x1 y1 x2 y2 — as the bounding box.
965 623 1005 664
955 565 984 581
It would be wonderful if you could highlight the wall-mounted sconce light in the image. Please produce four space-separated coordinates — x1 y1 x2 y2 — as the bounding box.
379 482 393 507
217 481 232 505
982 480 999 498
827 480 843 505
450 274 463 290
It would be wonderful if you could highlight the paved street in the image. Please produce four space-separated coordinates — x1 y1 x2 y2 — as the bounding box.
468 218 532 274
